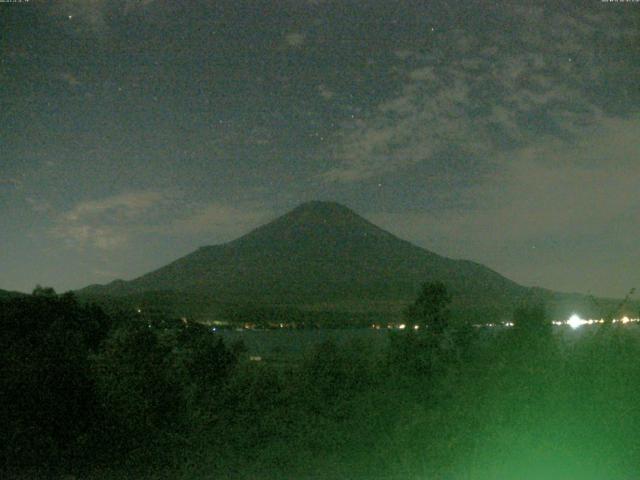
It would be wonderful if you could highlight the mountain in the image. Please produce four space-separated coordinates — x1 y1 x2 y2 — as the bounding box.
79 201 544 322
0 289 26 300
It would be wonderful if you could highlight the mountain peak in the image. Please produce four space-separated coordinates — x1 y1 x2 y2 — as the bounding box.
78 200 530 323
285 201 361 223
230 200 382 248
291 200 355 214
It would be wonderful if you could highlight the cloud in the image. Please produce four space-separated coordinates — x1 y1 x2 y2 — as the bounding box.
52 0 109 33
0 178 21 188
52 191 164 250
318 84 334 100
51 192 271 252
321 5 636 183
284 32 306 48
123 0 156 13
53 224 130 250
377 115 640 242
165 202 272 241
58 72 82 87
393 50 414 60
50 0 157 34
63 191 163 222
369 115 640 295
26 197 52 213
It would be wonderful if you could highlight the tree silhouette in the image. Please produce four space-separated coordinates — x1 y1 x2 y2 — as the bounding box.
405 281 452 334
512 301 551 341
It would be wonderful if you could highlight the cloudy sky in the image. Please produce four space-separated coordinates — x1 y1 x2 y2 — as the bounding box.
1 0 638 296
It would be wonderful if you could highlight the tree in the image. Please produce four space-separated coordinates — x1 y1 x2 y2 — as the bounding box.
32 284 57 297
405 281 452 334
0 289 103 469
90 325 182 444
510 302 553 358
512 302 550 337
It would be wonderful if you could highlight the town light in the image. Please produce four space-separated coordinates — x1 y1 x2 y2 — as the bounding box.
567 314 587 329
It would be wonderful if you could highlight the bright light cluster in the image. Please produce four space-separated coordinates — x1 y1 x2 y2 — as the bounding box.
373 315 640 331
562 314 639 329
567 314 588 329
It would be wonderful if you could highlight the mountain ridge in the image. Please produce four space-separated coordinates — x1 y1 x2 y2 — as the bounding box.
0 288 27 299
78 201 538 321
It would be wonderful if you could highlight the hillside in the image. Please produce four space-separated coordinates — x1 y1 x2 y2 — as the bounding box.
0 289 25 300
79 201 548 322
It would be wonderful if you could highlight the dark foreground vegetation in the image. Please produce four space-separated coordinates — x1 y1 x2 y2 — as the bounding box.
2 285 640 479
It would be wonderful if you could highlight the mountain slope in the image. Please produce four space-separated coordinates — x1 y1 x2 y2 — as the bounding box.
79 201 535 320
0 289 25 299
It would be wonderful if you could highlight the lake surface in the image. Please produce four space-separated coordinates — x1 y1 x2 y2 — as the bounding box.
216 328 391 359
215 323 639 362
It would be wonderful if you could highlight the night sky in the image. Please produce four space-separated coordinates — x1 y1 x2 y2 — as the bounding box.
1 0 638 296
